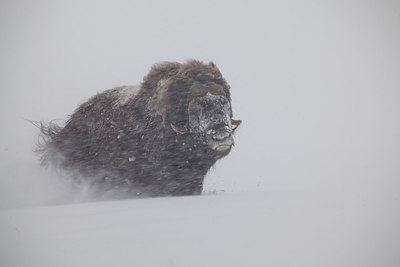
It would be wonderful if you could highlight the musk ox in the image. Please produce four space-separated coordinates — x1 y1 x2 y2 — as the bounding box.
39 60 241 197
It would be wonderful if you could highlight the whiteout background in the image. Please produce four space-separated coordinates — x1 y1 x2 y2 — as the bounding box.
0 1 399 266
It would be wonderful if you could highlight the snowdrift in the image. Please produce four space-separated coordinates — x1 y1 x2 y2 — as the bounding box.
1 191 398 267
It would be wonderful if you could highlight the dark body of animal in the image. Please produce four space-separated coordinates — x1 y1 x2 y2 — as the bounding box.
39 60 241 197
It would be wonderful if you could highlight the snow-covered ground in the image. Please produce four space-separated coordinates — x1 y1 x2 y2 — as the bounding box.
1 0 400 266
1 191 399 267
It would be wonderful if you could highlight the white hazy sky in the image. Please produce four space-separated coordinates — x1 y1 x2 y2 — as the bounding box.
0 0 400 208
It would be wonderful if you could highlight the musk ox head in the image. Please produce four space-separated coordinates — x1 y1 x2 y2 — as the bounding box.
185 82 240 155
147 60 241 158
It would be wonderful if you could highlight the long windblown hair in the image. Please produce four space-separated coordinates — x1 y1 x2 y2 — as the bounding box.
38 60 241 198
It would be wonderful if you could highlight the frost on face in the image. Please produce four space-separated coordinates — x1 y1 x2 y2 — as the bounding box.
188 93 231 135
112 85 141 106
188 93 234 153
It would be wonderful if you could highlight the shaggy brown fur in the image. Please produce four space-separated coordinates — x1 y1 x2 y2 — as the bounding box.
39 60 241 198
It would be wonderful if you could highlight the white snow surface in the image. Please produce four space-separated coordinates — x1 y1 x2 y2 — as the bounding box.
1 191 399 267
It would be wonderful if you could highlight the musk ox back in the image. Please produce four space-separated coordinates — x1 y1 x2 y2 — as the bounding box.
39 60 241 197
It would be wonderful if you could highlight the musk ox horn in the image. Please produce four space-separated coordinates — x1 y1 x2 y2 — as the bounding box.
231 119 242 132
207 82 226 97
170 123 188 134
188 84 208 103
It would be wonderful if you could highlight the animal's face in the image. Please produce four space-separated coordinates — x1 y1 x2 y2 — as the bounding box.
188 92 233 153
180 82 241 155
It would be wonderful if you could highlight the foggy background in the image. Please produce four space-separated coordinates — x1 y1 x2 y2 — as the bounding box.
0 0 400 208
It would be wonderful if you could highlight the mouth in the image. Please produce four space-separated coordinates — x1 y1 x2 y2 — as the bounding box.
207 128 234 152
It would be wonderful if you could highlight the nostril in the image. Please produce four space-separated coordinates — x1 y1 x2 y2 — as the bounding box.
211 131 231 141
207 123 230 134
207 129 216 135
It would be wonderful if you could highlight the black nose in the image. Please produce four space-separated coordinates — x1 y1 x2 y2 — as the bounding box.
207 123 231 135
